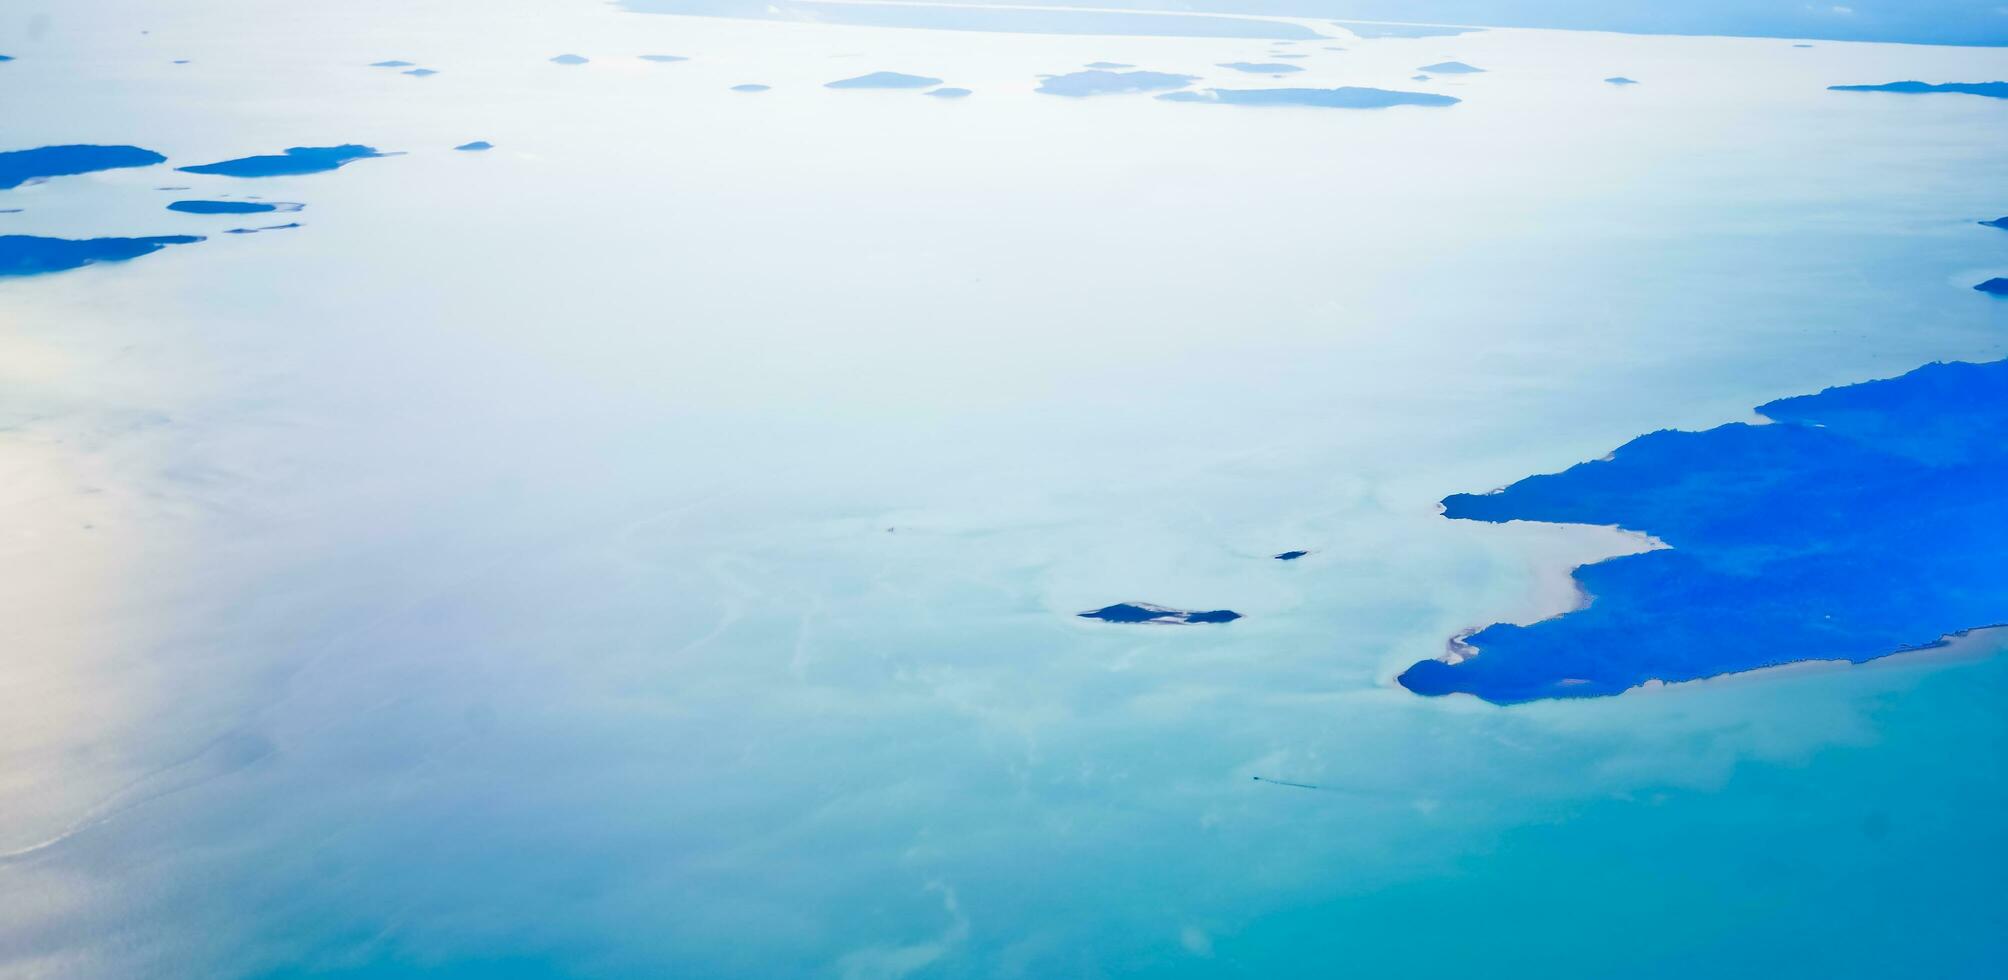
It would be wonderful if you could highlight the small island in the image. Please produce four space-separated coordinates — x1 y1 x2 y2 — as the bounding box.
177 145 384 178
2 234 203 277
826 71 943 90
1 144 166 190
167 200 302 214
1078 603 1241 625
1036 69 1195 97
1828 81 2008 99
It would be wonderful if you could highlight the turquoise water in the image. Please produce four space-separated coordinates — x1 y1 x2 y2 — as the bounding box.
0 2 2004 976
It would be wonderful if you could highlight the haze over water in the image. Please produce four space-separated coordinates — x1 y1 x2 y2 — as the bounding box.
2 1 2006 976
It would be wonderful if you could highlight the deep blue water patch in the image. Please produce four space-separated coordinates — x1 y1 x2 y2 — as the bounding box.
177 145 383 178
1828 81 2008 99
550 54 589 65
1977 278 2008 295
167 199 301 214
1 234 202 277
1219 62 1304 73
1160 86 1459 109
1036 69 1195 97
731 83 770 92
639 55 688 62
1418 61 1484 74
926 87 972 98
1605 76 1639 85
826 71 942 89
455 141 494 151
1274 550 1309 561
1399 359 2008 704
1079 603 1241 625
1 145 167 190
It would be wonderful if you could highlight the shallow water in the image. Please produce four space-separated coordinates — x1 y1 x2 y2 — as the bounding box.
1158 84 1460 107
0 1 2005 977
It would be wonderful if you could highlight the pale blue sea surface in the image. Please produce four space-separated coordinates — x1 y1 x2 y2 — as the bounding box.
0 1 2005 977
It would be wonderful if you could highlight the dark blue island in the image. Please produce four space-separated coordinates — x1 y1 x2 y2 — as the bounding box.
1402 360 2008 703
